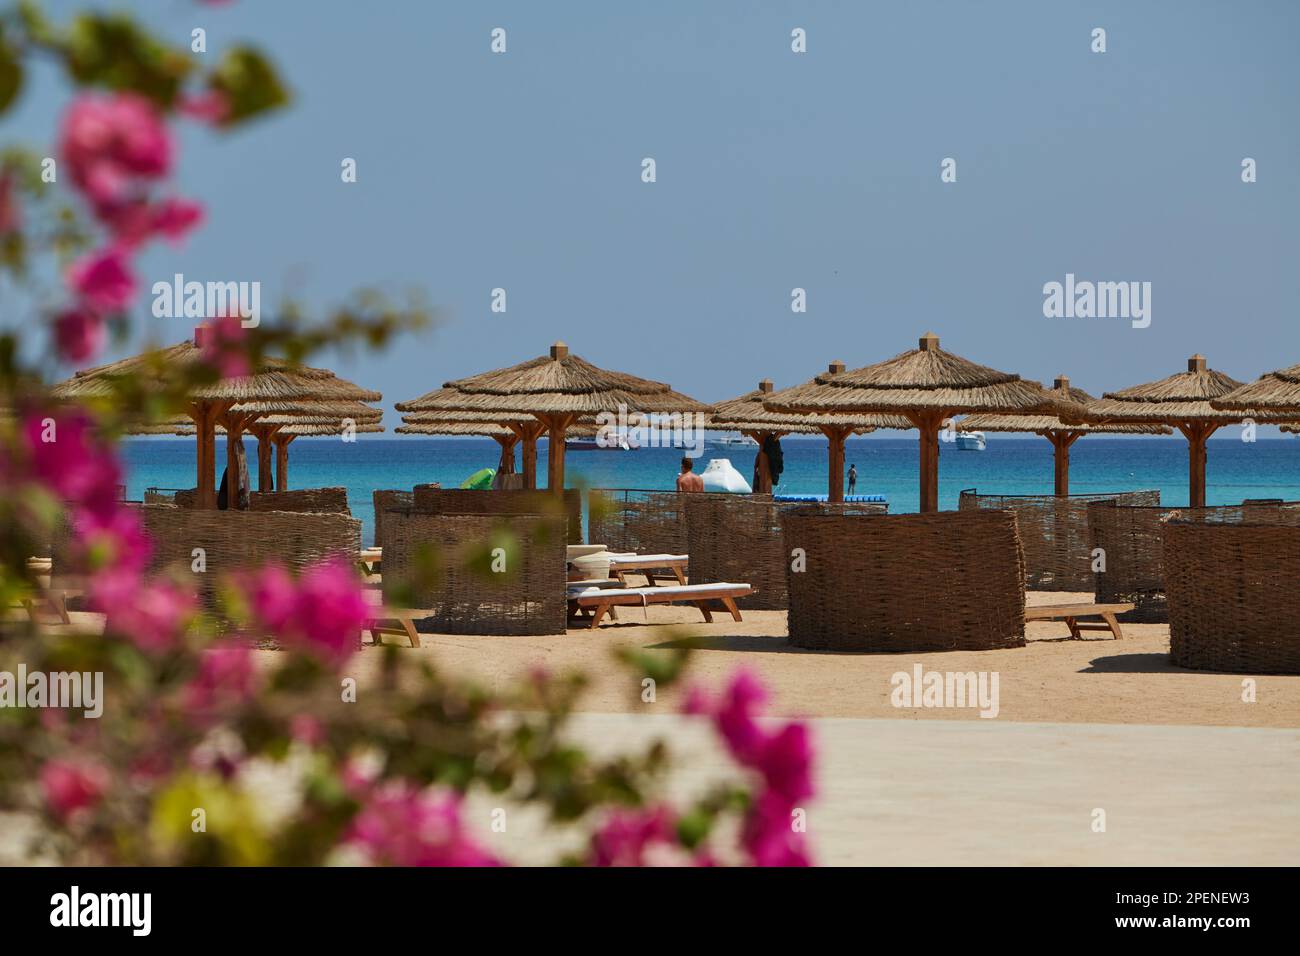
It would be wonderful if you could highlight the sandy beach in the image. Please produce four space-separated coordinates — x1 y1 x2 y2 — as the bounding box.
339 592 1300 730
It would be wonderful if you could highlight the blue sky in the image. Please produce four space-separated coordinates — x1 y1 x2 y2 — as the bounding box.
5 0 1299 432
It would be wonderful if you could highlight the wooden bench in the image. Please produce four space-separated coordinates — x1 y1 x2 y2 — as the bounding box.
358 547 383 575
569 582 752 629
606 553 689 586
362 607 421 648
1024 602 1135 641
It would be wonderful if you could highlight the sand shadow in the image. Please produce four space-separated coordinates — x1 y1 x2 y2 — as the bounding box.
1080 652 1175 674
645 633 813 655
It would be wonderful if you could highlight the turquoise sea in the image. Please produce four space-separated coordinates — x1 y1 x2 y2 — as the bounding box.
121 435 1300 545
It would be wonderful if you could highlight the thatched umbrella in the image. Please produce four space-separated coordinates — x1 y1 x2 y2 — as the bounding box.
1072 355 1289 508
395 342 711 494
396 412 599 484
174 417 385 492
708 375 908 496
765 333 1070 511
958 375 1170 495
51 329 381 507
1212 363 1300 417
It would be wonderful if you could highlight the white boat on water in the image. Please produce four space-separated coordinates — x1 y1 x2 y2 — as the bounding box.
713 433 758 447
956 431 986 451
567 434 638 451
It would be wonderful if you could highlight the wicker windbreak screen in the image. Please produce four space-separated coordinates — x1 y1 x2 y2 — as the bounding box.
587 489 770 556
372 490 414 548
1164 521 1300 674
1088 499 1300 622
782 508 1027 652
381 511 567 636
171 486 352 515
411 487 582 544
248 487 351 515
140 504 362 609
685 496 888 610
959 489 1160 591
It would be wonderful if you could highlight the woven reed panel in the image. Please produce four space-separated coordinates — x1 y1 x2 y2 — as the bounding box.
381 511 567 636
372 490 414 548
249 487 350 515
783 508 1026 652
959 489 1159 592
141 504 361 609
1164 521 1300 674
1088 500 1300 623
588 489 769 555
686 496 887 610
412 487 581 544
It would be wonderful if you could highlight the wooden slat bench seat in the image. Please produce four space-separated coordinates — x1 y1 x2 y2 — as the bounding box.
363 606 421 647
570 581 752 629
1024 602 1136 641
606 553 689 586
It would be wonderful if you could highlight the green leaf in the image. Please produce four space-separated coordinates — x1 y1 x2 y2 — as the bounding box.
0 36 22 115
209 46 290 126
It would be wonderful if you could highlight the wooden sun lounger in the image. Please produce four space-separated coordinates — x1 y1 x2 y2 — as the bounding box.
570 582 752 629
606 553 689 586
358 547 382 575
1024 602 1135 641
363 606 421 648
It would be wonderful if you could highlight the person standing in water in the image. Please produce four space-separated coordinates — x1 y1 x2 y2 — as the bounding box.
847 463 857 496
676 456 704 492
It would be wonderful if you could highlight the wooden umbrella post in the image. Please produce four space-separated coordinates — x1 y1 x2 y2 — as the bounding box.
820 425 850 502
541 411 576 494
513 420 545 490
908 410 946 513
1046 430 1081 497
1178 422 1216 508
188 399 231 509
274 433 295 492
493 434 518 474
248 421 282 492
218 410 254 507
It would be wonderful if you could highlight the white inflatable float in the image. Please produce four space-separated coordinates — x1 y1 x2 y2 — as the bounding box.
700 458 752 494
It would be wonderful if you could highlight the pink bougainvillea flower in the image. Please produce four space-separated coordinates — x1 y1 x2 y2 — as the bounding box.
150 197 205 242
94 571 195 654
0 171 20 235
177 89 231 125
99 196 205 248
235 558 368 665
197 314 250 378
589 805 677 867
288 558 370 664
21 410 123 520
60 93 172 208
40 759 109 822
682 669 817 867
68 246 136 312
740 790 812 867
343 782 500 867
184 645 257 721
53 306 105 364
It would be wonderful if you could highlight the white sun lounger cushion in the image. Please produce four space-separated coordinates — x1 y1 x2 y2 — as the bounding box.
571 582 750 604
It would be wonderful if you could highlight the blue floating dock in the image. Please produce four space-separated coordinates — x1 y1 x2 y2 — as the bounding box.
773 493 887 503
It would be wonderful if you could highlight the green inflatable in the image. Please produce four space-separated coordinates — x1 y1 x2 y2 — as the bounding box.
460 467 495 490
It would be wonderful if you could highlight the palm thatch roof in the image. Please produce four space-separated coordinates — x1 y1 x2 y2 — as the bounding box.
171 420 385 437
50 337 381 404
1211 363 1300 413
708 376 911 434
764 333 1072 418
396 419 598 438
394 342 711 416
1072 356 1290 425
959 376 1170 434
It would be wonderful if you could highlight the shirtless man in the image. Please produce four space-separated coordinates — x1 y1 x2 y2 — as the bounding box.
676 456 704 492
